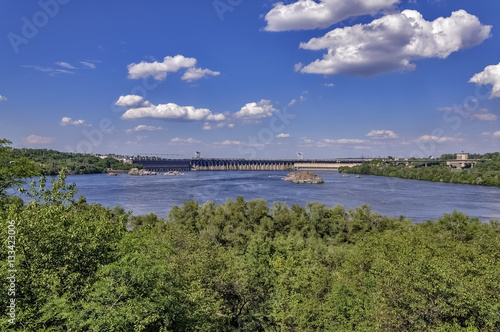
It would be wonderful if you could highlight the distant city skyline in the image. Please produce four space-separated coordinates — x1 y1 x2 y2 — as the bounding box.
1 0 499 158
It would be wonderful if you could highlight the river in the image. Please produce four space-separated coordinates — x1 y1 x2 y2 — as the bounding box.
19 171 500 222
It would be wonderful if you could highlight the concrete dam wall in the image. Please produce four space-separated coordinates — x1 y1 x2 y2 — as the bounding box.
133 158 368 172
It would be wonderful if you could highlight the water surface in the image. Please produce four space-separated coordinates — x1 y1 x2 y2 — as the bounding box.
31 171 500 222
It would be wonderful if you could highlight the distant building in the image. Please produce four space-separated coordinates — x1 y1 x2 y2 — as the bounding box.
447 152 470 169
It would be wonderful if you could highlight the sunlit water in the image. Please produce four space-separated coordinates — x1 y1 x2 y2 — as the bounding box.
16 171 500 222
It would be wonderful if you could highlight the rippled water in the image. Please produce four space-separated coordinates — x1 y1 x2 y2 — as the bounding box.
22 171 500 222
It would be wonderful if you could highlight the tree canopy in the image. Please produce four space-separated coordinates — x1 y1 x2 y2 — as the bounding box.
0 139 38 198
1 174 499 331
340 156 500 187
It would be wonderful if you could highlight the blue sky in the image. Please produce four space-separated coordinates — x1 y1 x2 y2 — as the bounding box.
1 0 499 158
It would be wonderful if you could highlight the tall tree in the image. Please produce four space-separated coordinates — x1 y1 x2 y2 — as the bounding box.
0 139 38 198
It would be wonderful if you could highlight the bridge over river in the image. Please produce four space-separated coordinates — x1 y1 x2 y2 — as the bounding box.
132 158 371 172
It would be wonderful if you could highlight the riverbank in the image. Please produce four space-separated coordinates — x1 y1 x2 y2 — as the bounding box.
339 159 500 188
10 148 137 175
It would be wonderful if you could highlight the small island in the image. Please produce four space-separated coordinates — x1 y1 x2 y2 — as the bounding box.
283 171 324 184
128 168 158 176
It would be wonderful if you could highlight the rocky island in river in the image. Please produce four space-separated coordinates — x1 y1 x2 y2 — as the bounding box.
283 171 324 184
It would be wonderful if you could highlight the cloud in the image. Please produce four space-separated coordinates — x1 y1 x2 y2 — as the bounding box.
469 62 500 99
299 10 491 76
60 117 89 126
80 61 97 69
128 55 196 80
366 130 399 139
125 125 164 134
116 95 225 122
470 109 497 122
22 65 74 75
0 95 7 102
206 113 226 121
300 137 367 146
55 61 76 69
127 56 219 82
324 83 335 87
314 138 368 147
439 104 497 121
115 95 152 108
169 137 201 144
181 67 220 82
24 60 99 75
24 135 54 144
300 137 314 144
288 99 297 107
417 135 463 143
234 100 278 120
127 54 219 82
216 140 242 145
482 131 500 139
264 0 400 31
276 133 291 138
334 138 367 144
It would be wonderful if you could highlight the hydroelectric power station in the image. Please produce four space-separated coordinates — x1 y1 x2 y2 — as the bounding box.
132 158 370 172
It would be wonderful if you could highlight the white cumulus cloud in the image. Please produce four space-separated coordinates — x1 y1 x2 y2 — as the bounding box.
128 55 196 80
299 10 491 76
264 0 400 31
116 95 225 122
276 133 291 138
127 55 218 82
0 95 7 101
182 67 220 82
206 113 226 121
217 140 242 145
366 130 399 139
300 137 315 144
170 137 201 144
234 100 278 120
334 138 367 144
60 117 88 126
471 109 497 122
438 104 497 122
469 62 500 99
125 125 164 134
417 135 463 143
115 95 152 108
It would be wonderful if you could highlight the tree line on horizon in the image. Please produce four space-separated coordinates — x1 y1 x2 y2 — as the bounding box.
9 146 137 175
1 138 500 331
340 153 500 187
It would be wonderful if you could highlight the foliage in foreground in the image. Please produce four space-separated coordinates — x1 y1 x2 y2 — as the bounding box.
1 175 500 331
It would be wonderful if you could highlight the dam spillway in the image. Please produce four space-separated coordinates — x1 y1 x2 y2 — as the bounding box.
132 158 369 172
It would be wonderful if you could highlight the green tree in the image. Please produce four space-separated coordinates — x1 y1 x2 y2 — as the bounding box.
0 139 38 198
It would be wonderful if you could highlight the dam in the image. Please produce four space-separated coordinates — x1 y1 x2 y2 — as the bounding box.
132 158 370 172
